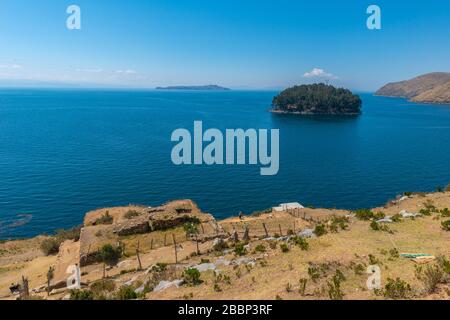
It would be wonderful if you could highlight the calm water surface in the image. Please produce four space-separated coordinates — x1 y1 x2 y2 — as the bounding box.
1 89 450 239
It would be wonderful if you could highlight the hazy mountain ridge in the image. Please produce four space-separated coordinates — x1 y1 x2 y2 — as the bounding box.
376 72 450 104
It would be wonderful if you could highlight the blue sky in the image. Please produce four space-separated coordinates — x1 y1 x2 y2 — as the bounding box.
0 0 448 90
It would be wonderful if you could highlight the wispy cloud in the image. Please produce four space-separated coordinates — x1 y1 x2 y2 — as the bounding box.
75 68 104 73
115 69 137 74
0 64 23 70
303 68 337 79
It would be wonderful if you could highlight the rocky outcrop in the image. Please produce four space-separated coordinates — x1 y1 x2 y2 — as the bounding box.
113 214 151 236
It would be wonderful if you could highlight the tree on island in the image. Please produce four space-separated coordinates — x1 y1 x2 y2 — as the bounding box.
272 83 362 115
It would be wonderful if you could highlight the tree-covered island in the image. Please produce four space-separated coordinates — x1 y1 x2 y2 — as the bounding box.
271 83 362 115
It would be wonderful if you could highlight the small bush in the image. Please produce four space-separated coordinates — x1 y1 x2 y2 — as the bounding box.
183 222 199 236
368 254 379 265
440 208 450 217
355 209 375 221
314 224 327 237
442 220 450 231
124 210 140 219
40 238 61 256
234 242 247 256
308 265 321 283
280 243 289 253
90 279 116 294
183 268 202 286
151 263 168 273
298 278 308 296
70 289 94 300
446 184 450 192
100 244 122 266
115 286 138 300
391 214 402 222
370 221 391 233
292 236 309 251
436 256 450 275
253 244 266 253
353 263 365 276
327 270 345 300
94 212 113 225
415 264 444 294
383 278 412 299
55 226 82 242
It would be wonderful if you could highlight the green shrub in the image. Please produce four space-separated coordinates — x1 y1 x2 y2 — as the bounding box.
280 243 289 253
115 286 138 300
442 220 450 231
415 264 444 294
124 210 140 219
308 265 321 283
355 209 375 221
55 226 82 242
314 224 327 237
419 209 432 216
298 278 308 296
331 216 349 231
370 221 391 233
90 279 116 294
423 200 438 212
383 278 412 299
292 236 309 251
368 254 379 265
94 212 113 225
183 222 199 236
183 268 202 286
391 214 402 222
327 270 345 300
437 256 450 274
440 208 450 217
446 184 450 192
370 221 381 231
234 242 247 256
389 248 400 259
253 244 266 253
151 263 168 273
40 238 61 256
70 289 94 300
353 263 365 275
100 244 122 266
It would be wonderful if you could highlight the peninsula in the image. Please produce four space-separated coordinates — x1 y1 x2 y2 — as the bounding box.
271 84 362 115
376 72 450 104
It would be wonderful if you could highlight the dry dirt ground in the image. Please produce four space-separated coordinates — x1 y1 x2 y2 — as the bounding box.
1 191 449 300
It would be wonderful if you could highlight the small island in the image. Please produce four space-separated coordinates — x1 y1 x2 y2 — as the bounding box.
271 83 362 115
156 85 231 91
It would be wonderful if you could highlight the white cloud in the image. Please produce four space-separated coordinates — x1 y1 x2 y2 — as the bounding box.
303 68 337 79
0 64 23 70
76 68 103 73
116 69 137 74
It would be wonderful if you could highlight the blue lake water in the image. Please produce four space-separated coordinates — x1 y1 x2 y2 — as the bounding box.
1 89 450 239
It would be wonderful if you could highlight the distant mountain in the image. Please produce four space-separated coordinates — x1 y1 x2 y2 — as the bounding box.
271 83 362 115
155 85 230 91
376 72 450 104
